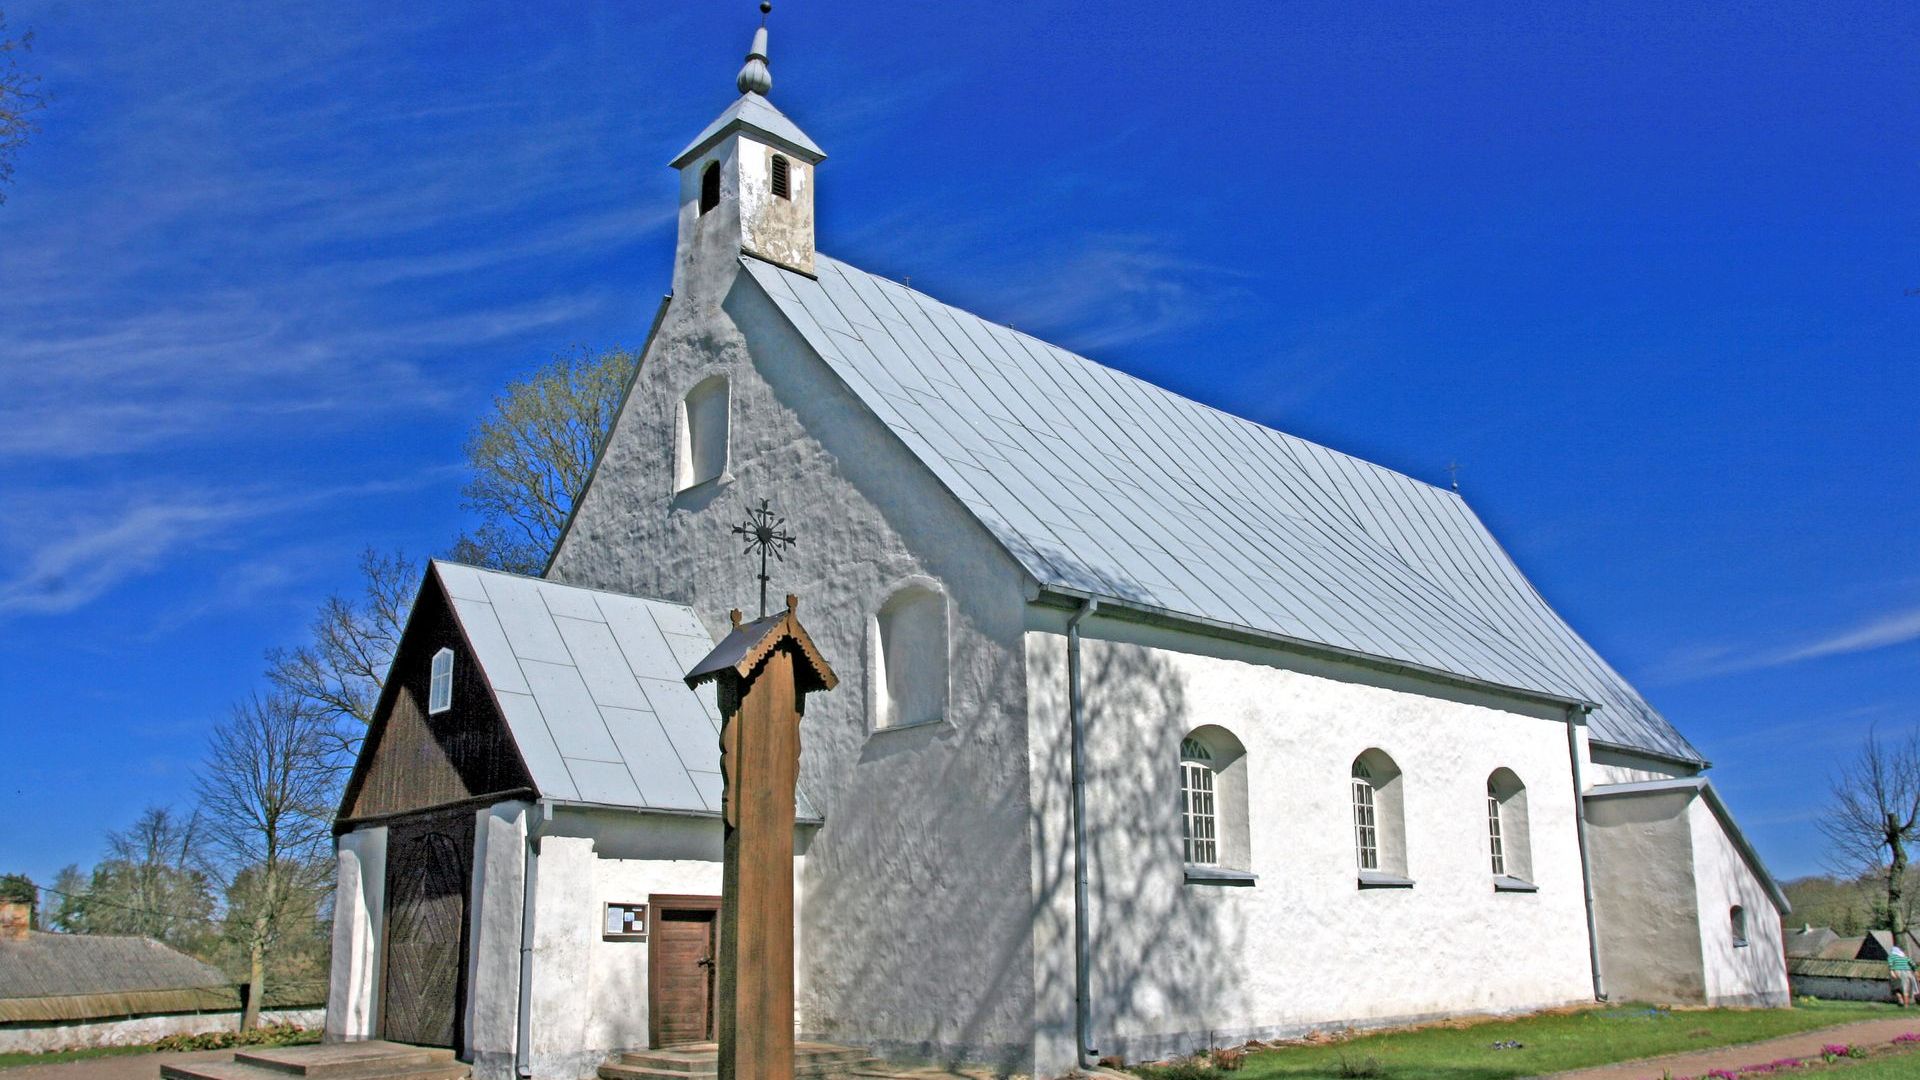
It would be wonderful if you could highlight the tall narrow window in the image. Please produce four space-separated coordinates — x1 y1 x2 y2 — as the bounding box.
1487 768 1532 884
1731 906 1749 948
770 154 791 200
429 648 454 714
1352 761 1379 872
1487 780 1506 877
1181 738 1217 866
699 161 721 215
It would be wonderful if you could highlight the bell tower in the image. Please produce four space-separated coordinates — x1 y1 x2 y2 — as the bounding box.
670 3 825 294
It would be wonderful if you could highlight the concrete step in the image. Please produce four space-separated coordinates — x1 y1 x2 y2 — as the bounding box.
162 1050 468 1080
234 1043 458 1079
599 1043 878 1080
598 1065 882 1080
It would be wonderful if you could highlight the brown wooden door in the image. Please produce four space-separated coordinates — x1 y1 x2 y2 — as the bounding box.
648 896 720 1047
381 814 474 1048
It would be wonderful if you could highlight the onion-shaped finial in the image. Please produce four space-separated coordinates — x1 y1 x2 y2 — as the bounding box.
736 5 773 95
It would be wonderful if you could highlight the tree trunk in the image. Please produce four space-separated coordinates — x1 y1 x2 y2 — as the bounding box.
1890 813 1908 939
243 930 266 1031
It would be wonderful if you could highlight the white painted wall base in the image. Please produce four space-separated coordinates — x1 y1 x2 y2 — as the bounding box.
0 1008 323 1055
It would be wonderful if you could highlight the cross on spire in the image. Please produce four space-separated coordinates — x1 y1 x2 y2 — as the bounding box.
731 498 796 616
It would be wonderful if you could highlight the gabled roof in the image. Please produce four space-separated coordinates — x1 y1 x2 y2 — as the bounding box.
0 932 233 1022
670 93 825 168
431 562 819 820
1585 778 1788 911
685 602 838 694
740 254 1704 764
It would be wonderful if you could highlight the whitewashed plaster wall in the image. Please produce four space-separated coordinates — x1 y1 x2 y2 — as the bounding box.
467 802 530 1079
549 210 1040 1067
1688 798 1790 1007
1585 789 1706 1002
1023 615 1595 1072
0 1009 324 1055
325 827 386 1043
522 810 743 1080
1588 746 1698 787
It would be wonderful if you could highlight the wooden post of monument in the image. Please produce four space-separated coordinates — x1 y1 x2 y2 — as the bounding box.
684 595 836 1080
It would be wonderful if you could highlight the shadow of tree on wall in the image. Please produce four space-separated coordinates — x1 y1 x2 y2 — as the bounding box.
1029 633 1250 1066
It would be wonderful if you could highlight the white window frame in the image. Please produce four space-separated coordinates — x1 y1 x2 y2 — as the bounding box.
1487 781 1507 877
1352 761 1379 872
428 647 454 714
1731 905 1749 948
1181 737 1217 866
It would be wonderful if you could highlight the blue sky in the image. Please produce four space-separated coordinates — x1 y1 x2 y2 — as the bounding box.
1 1 1914 888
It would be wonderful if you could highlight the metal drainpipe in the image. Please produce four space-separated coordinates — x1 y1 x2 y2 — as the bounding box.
1566 708 1608 1002
1067 599 1100 1068
515 800 551 1078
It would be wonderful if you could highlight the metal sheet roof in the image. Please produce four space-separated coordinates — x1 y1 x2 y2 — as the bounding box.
670 93 825 168
742 254 1704 764
432 562 819 820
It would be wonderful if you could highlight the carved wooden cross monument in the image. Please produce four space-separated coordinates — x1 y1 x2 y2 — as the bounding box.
684 595 836 1080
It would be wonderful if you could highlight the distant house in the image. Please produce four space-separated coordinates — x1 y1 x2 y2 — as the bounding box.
0 901 321 1053
1783 924 1919 1002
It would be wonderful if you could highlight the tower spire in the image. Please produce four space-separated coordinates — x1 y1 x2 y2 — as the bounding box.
736 3 773 96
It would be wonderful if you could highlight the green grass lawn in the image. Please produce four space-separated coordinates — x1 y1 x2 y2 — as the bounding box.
0 1044 166 1071
1215 1000 1905 1080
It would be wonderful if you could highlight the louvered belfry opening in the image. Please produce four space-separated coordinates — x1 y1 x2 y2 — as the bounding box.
770 154 791 199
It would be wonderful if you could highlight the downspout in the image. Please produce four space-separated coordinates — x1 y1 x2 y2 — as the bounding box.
1066 599 1100 1068
1566 707 1608 1002
515 800 552 1078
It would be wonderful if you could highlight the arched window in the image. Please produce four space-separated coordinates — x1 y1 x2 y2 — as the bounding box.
1731 906 1749 948
674 375 729 491
770 154 791 200
428 647 454 714
1181 738 1217 865
1487 768 1533 885
871 583 947 730
699 161 721 215
1351 749 1408 882
1179 726 1250 880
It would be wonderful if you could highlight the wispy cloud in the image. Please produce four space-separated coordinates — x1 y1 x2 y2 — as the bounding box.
1654 602 1920 684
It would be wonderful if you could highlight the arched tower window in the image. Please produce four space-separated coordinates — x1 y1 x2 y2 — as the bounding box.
1351 749 1408 882
1731 905 1749 948
700 161 721 215
428 647 454 714
871 583 948 730
770 154 791 200
1487 768 1533 884
1179 726 1251 879
675 375 729 491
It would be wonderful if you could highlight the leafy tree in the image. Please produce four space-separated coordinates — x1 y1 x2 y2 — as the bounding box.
197 692 338 1029
453 346 639 574
266 548 415 761
0 9 43 202
1821 724 1920 936
0 872 35 928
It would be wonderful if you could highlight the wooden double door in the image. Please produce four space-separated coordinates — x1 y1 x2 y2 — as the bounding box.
381 812 475 1049
648 895 720 1047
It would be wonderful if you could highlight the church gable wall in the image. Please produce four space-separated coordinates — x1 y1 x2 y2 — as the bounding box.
548 264 1041 1069
1688 797 1791 1007
1023 616 1594 1070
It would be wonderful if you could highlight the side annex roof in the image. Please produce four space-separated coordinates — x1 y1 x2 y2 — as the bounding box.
430 561 820 821
740 253 1701 764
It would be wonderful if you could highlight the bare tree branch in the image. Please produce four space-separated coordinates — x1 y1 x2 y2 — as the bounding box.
1821 723 1920 936
0 9 46 203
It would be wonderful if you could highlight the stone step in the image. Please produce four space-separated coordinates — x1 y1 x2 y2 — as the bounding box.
234 1043 458 1079
598 1064 882 1080
599 1043 878 1080
163 1059 466 1080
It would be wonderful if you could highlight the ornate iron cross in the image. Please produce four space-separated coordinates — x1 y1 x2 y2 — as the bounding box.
731 498 796 617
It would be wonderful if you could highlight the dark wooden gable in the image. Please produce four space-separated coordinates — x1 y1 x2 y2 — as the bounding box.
337 568 536 827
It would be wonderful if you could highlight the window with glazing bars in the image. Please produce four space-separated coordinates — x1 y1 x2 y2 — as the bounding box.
1487 782 1506 876
429 647 454 714
1181 737 1216 865
1352 761 1378 871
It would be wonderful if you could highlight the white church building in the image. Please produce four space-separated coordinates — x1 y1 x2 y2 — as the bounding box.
326 17 1790 1080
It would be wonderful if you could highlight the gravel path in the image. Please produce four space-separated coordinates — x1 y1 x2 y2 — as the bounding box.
1543 1015 1920 1079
